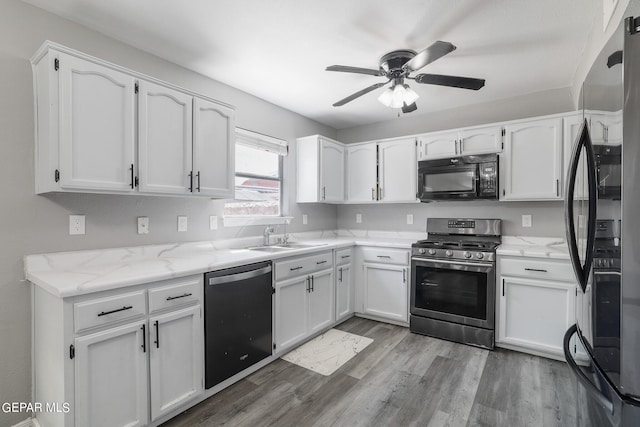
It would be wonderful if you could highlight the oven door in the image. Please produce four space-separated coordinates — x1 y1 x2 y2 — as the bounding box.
418 164 478 200
411 257 495 329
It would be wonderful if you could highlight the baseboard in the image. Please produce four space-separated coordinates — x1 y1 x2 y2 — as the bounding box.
11 418 34 427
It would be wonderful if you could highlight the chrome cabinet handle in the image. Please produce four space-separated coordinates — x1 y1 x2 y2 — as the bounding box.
154 320 159 349
311 275 314 292
290 266 303 271
130 164 134 189
339 267 343 282
196 171 201 192
525 268 548 273
377 255 391 259
188 171 193 192
556 179 560 197
402 269 406 283
316 260 327 265
322 186 326 200
341 255 350 259
502 278 505 297
141 324 146 352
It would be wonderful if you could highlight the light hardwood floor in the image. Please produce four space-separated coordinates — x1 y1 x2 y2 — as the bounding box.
163 317 576 427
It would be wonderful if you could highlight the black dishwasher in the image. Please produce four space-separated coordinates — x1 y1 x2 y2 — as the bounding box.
204 261 273 389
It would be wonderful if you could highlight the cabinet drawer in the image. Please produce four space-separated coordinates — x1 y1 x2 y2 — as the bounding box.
75 290 146 332
361 247 409 265
499 257 574 282
149 277 200 313
275 251 333 281
335 248 353 266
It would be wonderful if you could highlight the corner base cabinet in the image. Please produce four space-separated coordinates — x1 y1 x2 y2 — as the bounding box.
496 256 577 359
32 275 204 427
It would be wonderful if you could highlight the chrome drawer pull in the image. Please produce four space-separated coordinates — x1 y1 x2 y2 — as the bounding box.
377 255 391 259
166 293 193 301
97 305 133 317
290 266 303 271
341 255 350 259
524 268 548 273
316 260 327 265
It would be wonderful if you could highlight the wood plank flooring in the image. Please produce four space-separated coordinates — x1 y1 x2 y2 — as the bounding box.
162 317 576 427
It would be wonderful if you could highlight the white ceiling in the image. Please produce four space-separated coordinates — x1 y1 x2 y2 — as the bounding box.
22 0 597 129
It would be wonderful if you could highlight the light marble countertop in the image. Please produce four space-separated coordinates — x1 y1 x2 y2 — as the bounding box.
497 236 570 260
24 229 425 298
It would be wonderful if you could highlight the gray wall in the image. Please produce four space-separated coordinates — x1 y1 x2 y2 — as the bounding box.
336 87 574 143
0 1 336 425
338 202 565 237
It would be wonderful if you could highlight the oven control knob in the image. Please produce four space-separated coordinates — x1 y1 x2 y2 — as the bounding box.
445 250 453 257
428 249 436 255
418 248 426 254
476 252 484 259
464 251 472 259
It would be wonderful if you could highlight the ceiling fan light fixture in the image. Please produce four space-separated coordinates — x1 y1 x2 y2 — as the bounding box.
377 87 394 107
402 84 419 105
378 83 419 109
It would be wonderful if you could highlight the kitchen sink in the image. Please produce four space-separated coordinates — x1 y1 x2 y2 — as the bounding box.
246 242 328 252
276 242 328 248
247 246 295 252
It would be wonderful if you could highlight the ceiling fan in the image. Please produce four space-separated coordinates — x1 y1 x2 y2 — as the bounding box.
326 41 485 113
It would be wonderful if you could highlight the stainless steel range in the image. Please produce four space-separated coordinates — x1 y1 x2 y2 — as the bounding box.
410 218 501 349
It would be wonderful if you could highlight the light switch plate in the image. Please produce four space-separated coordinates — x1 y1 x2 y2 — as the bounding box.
302 214 308 225
356 213 362 224
209 215 218 230
177 216 188 232
407 214 414 225
69 215 85 235
137 217 149 234
522 214 532 228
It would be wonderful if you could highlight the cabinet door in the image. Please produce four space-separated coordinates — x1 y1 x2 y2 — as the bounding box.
363 264 408 322
417 132 457 160
319 139 345 202
498 276 575 356
58 53 136 191
149 305 203 421
459 125 503 155
275 276 309 350
502 118 563 200
346 143 377 202
138 80 193 194
604 111 622 145
193 98 235 197
563 114 588 199
336 263 353 321
308 269 335 333
75 320 148 427
378 138 417 202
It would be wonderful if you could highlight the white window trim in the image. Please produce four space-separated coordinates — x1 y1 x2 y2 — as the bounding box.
224 128 289 225
223 215 293 228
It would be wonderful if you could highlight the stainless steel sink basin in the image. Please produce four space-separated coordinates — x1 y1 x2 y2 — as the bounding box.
276 242 328 248
247 246 295 252
246 242 328 252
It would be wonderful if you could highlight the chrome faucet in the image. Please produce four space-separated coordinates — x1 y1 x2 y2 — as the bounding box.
263 226 275 246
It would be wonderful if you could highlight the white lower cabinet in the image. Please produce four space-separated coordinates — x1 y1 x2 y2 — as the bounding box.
497 256 577 359
33 275 203 427
363 264 408 322
274 252 335 352
75 320 149 427
149 305 203 421
335 248 354 322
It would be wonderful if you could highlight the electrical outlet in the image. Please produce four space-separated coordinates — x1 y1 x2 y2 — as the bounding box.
137 217 149 234
302 214 308 225
407 214 414 225
356 213 362 224
177 216 188 232
209 215 218 230
522 214 532 228
69 215 85 235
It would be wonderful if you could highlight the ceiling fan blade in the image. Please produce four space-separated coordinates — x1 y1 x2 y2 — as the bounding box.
332 81 389 106
403 41 456 72
326 65 385 76
414 73 485 90
402 102 418 113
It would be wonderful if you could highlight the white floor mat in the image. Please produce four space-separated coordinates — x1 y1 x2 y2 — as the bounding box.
281 328 373 376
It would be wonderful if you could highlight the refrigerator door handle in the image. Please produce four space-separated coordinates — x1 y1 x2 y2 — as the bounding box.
564 119 598 293
563 324 614 414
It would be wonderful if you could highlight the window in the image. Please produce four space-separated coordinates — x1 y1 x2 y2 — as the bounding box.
224 128 287 218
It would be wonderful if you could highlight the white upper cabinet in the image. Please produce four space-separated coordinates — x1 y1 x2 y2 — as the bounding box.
604 110 623 145
57 53 137 192
378 138 417 202
192 97 235 198
417 131 458 160
458 125 503 156
138 80 193 195
296 135 344 203
417 125 503 160
346 143 377 202
501 117 563 200
31 42 235 197
563 113 588 200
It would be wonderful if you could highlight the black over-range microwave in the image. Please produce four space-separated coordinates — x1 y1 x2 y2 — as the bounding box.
417 153 498 201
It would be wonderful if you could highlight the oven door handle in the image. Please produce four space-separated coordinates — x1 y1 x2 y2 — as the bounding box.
411 257 494 272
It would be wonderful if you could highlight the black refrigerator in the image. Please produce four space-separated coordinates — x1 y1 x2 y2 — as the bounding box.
563 4 640 426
